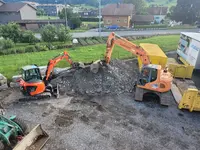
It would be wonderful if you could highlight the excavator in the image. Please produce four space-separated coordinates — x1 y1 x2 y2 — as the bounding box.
18 51 78 99
102 32 173 105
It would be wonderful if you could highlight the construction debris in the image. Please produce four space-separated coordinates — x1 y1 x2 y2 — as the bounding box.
0 73 8 90
51 59 138 96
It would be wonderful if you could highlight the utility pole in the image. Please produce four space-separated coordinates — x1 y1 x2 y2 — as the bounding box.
64 0 68 28
98 0 101 37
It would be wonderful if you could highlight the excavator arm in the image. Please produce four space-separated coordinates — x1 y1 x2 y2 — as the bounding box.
105 32 150 65
44 51 73 82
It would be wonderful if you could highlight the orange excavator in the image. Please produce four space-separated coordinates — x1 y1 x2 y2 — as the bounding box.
19 51 77 99
104 32 173 105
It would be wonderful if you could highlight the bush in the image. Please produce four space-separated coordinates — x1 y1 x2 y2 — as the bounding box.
20 30 37 43
85 38 94 45
16 48 25 53
78 39 87 46
1 23 21 43
25 46 36 53
0 39 14 50
57 25 72 42
80 18 102 22
41 24 56 43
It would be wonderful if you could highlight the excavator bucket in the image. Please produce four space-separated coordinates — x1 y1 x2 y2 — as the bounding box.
13 124 49 150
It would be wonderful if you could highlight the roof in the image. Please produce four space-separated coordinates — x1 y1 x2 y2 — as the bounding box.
132 15 154 22
22 65 38 70
0 3 37 12
102 3 135 16
181 32 200 42
147 7 168 15
140 43 167 58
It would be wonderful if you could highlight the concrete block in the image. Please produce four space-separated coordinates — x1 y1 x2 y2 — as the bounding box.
0 84 8 90
0 73 6 80
39 66 47 76
10 82 20 88
12 75 22 83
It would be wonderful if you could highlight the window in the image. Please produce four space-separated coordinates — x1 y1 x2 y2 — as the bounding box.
117 19 120 22
107 19 112 24
124 19 127 23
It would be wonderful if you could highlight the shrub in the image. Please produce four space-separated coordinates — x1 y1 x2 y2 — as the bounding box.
41 24 56 43
25 46 36 53
0 39 14 50
80 18 102 22
57 25 72 42
85 38 94 45
20 30 37 43
16 48 25 53
35 44 48 51
78 39 87 46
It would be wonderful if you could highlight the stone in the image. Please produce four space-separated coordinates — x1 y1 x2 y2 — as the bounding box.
10 82 20 88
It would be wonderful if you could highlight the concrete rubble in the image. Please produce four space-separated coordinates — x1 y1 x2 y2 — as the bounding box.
51 59 138 96
0 73 8 90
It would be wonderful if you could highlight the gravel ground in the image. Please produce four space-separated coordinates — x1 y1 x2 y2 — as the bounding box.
1 58 200 150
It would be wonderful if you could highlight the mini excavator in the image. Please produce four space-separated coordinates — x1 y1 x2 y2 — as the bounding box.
18 51 78 99
102 32 173 105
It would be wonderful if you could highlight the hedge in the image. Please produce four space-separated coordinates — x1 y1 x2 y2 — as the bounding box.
78 39 87 46
80 18 102 22
134 25 167 29
85 38 94 45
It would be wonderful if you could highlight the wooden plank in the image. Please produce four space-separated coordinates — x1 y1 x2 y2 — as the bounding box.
171 84 182 104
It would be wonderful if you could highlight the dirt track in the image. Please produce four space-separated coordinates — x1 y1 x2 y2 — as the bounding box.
1 58 200 150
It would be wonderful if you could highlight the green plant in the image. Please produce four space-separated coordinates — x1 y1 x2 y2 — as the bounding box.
0 39 14 50
78 39 87 46
25 46 36 53
1 23 21 43
16 48 25 54
20 30 37 43
57 25 72 42
41 24 56 43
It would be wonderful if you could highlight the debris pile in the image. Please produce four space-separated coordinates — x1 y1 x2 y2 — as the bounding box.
51 59 138 96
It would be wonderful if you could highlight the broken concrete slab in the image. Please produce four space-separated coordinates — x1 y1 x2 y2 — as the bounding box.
0 84 8 90
10 82 20 88
12 75 22 83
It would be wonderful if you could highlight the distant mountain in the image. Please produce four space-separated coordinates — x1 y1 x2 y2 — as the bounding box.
4 0 176 7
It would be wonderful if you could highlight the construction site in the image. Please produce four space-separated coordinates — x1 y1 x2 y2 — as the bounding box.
1 32 200 150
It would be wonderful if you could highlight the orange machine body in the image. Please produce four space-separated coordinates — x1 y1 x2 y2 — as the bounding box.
19 51 73 96
105 32 173 93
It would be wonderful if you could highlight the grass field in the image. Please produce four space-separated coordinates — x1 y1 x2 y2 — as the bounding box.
0 35 180 80
37 16 58 20
146 0 176 6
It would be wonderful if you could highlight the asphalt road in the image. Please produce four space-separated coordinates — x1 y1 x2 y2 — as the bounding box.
35 28 199 39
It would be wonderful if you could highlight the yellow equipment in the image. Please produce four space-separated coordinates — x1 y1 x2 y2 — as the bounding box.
171 79 200 112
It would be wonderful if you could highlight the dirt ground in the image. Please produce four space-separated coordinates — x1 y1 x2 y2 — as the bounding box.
1 57 200 150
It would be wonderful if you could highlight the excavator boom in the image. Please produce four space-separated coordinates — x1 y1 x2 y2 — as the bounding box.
105 32 150 65
45 51 73 81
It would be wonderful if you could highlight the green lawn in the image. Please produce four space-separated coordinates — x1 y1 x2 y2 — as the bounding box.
146 0 176 7
0 35 180 80
37 16 58 20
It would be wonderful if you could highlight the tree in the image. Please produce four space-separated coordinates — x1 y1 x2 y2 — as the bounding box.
20 30 37 44
41 24 56 43
58 8 82 29
37 8 46 16
123 0 147 14
171 0 200 24
1 23 21 43
57 24 72 42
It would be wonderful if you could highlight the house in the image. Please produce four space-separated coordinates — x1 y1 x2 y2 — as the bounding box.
80 9 98 18
37 4 67 16
132 15 154 25
0 1 37 24
102 3 135 28
147 7 168 24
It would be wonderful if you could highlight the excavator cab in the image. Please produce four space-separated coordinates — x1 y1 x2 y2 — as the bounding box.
21 65 42 83
138 65 158 86
20 65 46 96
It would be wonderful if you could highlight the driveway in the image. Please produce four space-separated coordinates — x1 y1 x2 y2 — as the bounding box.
35 29 199 39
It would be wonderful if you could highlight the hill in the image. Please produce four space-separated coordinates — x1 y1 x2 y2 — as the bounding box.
4 0 176 7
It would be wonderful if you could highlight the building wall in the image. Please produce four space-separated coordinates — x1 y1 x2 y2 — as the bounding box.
0 1 4 7
20 4 36 20
154 15 165 24
103 16 130 28
0 12 21 24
